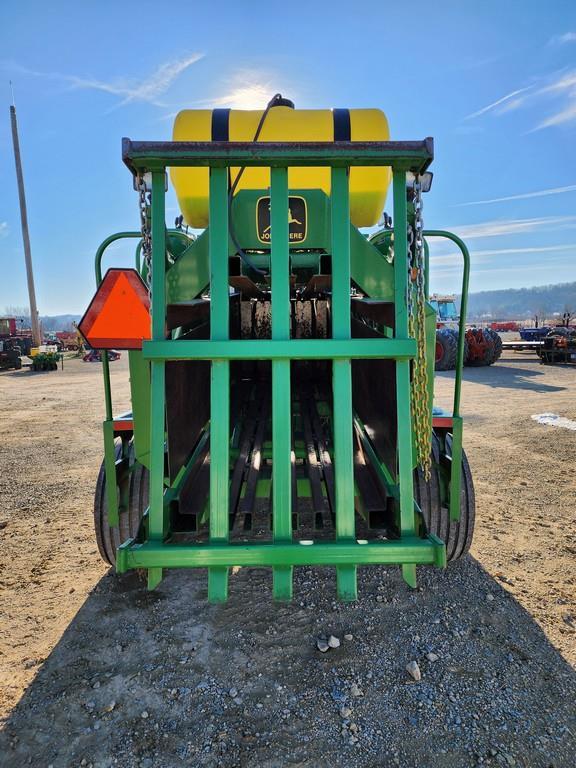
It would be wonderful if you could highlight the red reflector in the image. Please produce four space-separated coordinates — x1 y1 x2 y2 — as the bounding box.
79 269 150 350
432 416 453 428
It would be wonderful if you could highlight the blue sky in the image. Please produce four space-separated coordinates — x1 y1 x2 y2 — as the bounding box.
1 0 575 314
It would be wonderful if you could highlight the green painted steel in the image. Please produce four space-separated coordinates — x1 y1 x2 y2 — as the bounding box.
208 167 230 602
330 167 357 601
232 189 329 249
424 240 430 298
164 191 396 305
142 338 416 361
148 172 167 564
423 231 471 521
270 167 293 600
117 536 445 570
102 419 119 527
128 351 151 468
423 230 470 418
94 232 142 423
94 231 142 286
392 170 418 588
353 416 398 499
122 139 434 172
449 416 464 521
424 303 437 436
164 427 210 503
86 133 477 598
166 231 210 304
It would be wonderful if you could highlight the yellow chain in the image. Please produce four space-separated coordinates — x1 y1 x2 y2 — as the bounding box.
409 179 431 481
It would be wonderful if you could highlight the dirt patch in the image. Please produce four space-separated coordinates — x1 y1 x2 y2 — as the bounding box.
0 352 575 767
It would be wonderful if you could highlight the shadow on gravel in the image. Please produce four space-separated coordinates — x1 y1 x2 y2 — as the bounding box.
436 365 566 393
1 558 575 768
0 369 51 378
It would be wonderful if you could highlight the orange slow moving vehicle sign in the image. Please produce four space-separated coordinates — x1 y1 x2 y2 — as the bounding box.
79 269 151 350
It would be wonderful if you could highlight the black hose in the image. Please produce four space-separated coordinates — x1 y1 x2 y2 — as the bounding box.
228 93 290 277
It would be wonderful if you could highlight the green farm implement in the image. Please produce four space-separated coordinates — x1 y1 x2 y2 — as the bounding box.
80 99 475 600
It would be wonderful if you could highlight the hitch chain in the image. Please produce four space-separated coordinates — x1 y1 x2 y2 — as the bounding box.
409 176 432 480
136 172 152 293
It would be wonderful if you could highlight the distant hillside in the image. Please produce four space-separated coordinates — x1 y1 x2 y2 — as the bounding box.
41 314 81 332
6 282 575 328
3 313 82 333
463 282 576 320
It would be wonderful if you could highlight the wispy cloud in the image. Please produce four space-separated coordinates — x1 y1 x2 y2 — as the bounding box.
445 215 576 240
533 100 576 129
6 53 204 108
431 243 576 266
539 70 576 94
464 87 532 120
549 32 576 45
431 257 567 284
457 184 576 206
464 69 576 131
0 222 8 239
197 69 296 110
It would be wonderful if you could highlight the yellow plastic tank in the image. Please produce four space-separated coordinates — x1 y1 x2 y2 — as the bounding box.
170 107 391 229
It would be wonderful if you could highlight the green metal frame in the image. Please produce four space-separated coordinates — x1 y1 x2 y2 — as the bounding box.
92 229 190 530
90 136 475 599
424 230 471 521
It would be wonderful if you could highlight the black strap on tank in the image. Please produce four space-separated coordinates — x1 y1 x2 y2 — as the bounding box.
211 109 230 141
333 108 351 141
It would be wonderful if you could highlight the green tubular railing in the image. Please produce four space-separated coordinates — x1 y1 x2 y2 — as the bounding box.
93 228 189 532
113 138 447 598
423 230 471 521
94 232 142 528
94 232 142 422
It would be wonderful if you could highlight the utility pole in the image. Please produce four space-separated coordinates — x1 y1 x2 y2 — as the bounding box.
9 85 41 347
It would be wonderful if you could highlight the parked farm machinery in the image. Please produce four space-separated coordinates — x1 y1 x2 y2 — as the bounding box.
537 327 576 365
431 295 502 371
80 99 475 599
0 339 22 371
30 346 60 371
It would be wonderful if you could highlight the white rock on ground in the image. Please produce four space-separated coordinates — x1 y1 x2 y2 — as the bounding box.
406 661 421 681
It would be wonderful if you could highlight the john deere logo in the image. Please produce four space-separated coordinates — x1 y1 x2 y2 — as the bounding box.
256 196 307 244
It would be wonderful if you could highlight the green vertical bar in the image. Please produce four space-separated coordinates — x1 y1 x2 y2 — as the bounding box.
331 167 356 601
271 167 293 600
393 170 417 588
449 415 463 521
208 166 230 602
103 419 119 528
148 171 166 581
151 172 166 340
423 239 430 299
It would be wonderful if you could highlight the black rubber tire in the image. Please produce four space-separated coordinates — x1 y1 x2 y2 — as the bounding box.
94 441 149 566
414 434 475 562
485 329 503 364
413 448 449 547
14 358 22 370
443 434 475 560
435 328 458 371
465 329 494 367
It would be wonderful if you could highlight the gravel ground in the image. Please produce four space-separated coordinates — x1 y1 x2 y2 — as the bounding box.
0 352 575 767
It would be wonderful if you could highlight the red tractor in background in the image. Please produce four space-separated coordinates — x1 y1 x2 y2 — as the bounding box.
430 295 502 371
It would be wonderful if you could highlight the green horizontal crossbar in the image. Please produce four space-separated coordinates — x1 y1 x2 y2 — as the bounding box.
122 139 434 174
142 338 417 361
116 536 445 570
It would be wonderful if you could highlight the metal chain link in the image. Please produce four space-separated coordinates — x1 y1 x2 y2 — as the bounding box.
409 176 432 480
136 172 152 293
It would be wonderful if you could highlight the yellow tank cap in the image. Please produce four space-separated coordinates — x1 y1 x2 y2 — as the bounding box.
170 107 391 228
